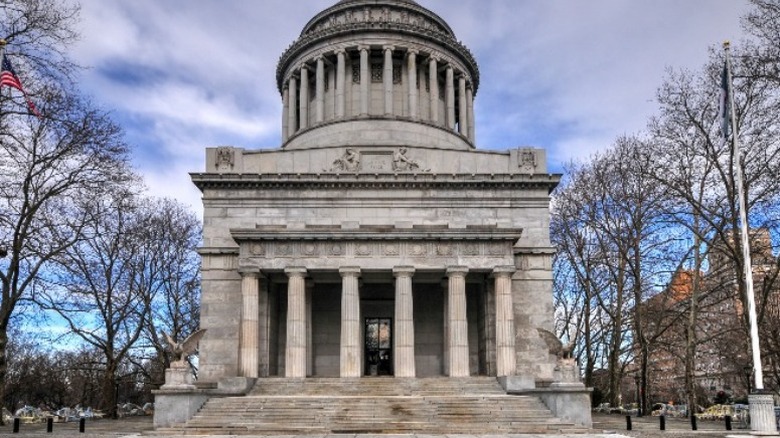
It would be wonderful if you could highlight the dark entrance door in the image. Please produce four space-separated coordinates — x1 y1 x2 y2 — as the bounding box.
364 318 392 376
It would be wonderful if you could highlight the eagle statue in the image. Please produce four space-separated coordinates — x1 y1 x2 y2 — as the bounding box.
536 328 576 360
164 329 207 368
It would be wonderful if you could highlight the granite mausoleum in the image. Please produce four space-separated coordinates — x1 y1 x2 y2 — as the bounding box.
154 0 592 433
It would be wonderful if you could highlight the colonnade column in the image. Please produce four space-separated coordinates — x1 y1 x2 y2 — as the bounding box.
393 266 416 378
287 76 298 138
238 267 261 378
282 85 290 142
359 46 369 116
340 267 362 377
447 266 469 377
445 65 455 130
466 83 475 143
458 75 469 137
493 266 516 377
407 50 418 119
299 65 309 130
285 267 307 378
429 57 439 123
383 46 394 115
306 280 314 377
315 57 325 124
336 49 346 118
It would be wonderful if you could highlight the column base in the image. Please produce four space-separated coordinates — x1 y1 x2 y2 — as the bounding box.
749 392 779 436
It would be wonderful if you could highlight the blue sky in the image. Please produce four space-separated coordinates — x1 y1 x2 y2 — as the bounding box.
70 0 750 217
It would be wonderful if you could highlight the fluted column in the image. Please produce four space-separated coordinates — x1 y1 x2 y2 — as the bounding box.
285 267 307 378
445 65 455 130
282 85 290 142
340 267 362 377
493 266 516 377
429 57 439 123
458 75 468 136
383 46 394 115
315 57 325 124
238 267 261 378
447 266 469 377
466 83 475 143
336 49 346 118
306 280 314 377
359 46 369 116
287 76 298 137
407 50 418 119
393 266 416 378
299 65 309 130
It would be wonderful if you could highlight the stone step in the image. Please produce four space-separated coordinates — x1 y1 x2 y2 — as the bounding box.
152 378 577 435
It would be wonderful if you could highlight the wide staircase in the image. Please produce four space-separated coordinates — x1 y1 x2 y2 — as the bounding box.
154 377 584 435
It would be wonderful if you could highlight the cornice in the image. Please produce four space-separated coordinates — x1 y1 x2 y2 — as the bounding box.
190 173 562 193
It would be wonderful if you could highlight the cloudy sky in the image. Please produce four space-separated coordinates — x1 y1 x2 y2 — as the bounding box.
70 0 751 217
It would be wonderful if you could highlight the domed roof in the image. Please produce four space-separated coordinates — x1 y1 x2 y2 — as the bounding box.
300 0 455 38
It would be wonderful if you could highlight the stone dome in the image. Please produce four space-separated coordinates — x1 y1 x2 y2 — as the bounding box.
276 0 479 151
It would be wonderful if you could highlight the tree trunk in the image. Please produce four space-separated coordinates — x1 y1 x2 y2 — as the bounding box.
0 324 7 426
101 365 118 419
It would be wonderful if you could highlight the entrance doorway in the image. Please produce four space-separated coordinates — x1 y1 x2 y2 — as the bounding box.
364 318 392 376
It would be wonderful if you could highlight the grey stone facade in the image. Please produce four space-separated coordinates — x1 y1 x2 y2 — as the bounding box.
163 0 591 429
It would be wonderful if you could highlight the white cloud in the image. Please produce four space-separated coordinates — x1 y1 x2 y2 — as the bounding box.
70 0 752 208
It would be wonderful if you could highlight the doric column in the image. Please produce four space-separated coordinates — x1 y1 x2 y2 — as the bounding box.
393 266 416 378
442 279 449 376
458 74 468 136
287 75 298 137
299 65 309 130
339 267 361 377
466 83 475 143
282 84 290 142
335 49 346 118
315 57 325 124
407 49 418 119
238 267 261 378
447 266 469 377
445 65 455 130
285 267 307 378
383 46 394 115
306 280 314 377
359 46 369 116
493 266 516 377
429 57 439 123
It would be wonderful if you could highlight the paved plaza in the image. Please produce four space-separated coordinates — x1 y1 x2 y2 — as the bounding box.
1 413 766 438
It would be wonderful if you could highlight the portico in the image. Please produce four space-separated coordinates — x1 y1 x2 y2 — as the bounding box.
231 227 520 379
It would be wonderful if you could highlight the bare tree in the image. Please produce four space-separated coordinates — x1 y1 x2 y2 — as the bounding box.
38 187 149 419
0 90 130 420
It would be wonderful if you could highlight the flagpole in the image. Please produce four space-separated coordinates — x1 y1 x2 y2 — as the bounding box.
724 41 763 392
724 41 778 436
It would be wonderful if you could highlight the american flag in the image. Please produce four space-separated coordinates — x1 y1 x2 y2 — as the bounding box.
1 54 42 117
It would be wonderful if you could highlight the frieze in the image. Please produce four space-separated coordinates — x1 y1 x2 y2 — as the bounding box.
240 241 516 261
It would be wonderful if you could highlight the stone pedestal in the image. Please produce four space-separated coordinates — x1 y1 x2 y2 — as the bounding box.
161 367 195 390
749 392 779 435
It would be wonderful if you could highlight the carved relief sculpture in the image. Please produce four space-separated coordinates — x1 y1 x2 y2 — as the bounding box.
329 148 362 172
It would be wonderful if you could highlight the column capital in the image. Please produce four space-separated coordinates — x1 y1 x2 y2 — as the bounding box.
299 63 309 72
238 266 262 278
383 45 395 52
429 55 440 64
358 45 370 53
466 81 473 90
314 55 325 63
445 64 454 72
334 48 347 56
339 266 361 277
446 266 469 277
285 267 307 278
492 266 516 278
393 266 416 277
407 48 419 56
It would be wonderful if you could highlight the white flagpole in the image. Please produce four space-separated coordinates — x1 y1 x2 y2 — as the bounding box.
724 42 764 391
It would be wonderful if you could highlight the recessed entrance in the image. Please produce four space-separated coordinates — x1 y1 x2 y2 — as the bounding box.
365 317 392 376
